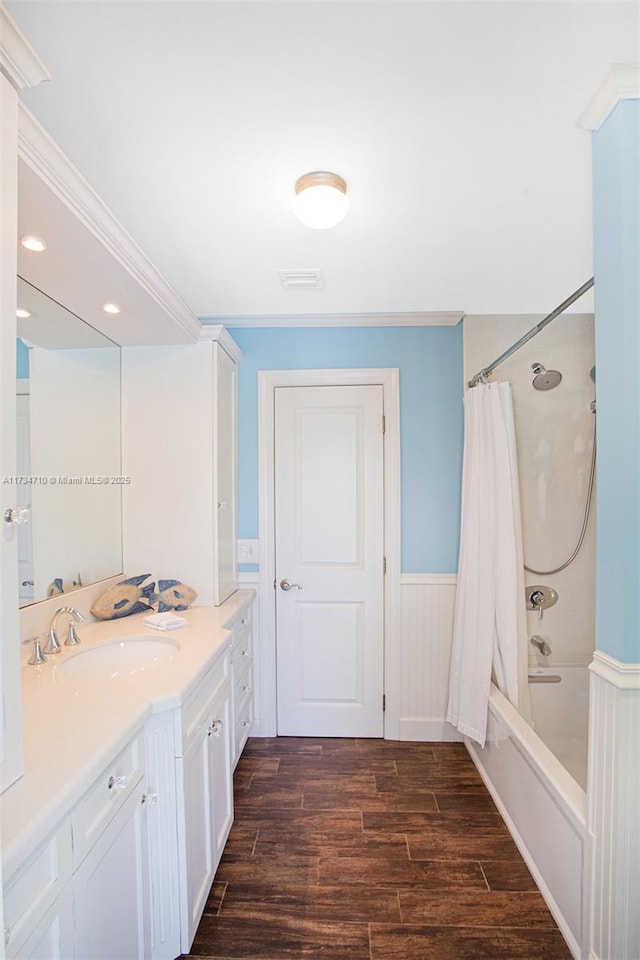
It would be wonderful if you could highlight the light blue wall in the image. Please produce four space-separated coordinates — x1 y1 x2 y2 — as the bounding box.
229 325 464 573
16 338 29 379
593 99 640 663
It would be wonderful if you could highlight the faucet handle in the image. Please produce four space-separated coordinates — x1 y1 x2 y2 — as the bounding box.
24 636 47 665
65 622 82 646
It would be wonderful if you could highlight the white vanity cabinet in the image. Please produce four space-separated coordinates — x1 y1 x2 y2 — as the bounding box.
72 732 149 960
73 787 149 960
3 731 150 960
229 603 254 767
176 651 233 951
3 820 73 960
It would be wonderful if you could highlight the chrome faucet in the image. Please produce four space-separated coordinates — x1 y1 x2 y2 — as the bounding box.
44 606 85 654
530 634 552 657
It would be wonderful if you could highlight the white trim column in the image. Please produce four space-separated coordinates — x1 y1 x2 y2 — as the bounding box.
0 3 51 797
580 63 640 960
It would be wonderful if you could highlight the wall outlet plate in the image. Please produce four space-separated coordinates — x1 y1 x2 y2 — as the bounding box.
237 539 259 563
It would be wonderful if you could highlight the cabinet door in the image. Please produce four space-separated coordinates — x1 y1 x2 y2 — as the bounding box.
213 343 237 604
178 678 233 952
179 718 215 950
74 785 150 960
12 886 73 960
209 686 234 866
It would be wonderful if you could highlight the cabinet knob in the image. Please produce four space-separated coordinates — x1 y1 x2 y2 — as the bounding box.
217 500 228 510
242 720 250 728
241 618 248 625
242 684 250 693
141 792 158 806
208 719 223 737
108 775 128 793
241 649 249 657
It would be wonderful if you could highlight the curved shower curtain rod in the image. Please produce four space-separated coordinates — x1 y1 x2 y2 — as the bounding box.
467 277 595 388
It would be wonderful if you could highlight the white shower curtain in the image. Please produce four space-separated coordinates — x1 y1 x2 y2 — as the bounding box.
447 382 531 746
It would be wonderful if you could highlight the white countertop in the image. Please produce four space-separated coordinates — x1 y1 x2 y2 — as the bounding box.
1 590 254 879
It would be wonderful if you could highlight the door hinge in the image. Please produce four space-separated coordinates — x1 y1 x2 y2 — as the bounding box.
383 694 386 712
383 556 387 575
382 414 386 434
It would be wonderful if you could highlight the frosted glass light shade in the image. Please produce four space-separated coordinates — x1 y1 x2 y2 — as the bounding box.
293 172 350 229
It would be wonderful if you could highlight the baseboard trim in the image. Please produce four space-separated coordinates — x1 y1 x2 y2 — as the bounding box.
398 718 463 742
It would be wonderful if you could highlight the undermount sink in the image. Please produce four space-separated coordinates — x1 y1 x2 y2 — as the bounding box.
56 635 181 679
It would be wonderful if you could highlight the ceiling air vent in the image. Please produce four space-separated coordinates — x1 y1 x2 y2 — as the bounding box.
278 269 324 291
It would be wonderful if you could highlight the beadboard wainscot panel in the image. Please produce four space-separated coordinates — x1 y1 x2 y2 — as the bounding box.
587 652 640 960
399 574 461 741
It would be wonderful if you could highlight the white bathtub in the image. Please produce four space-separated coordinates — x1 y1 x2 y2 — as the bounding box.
466 670 591 960
528 665 589 790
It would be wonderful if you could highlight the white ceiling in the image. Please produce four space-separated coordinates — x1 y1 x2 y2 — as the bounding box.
9 1 639 320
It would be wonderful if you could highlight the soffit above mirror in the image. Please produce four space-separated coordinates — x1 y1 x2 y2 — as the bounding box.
17 105 202 347
17 277 116 351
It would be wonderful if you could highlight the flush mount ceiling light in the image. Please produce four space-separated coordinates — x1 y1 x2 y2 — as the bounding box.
20 235 47 253
16 308 32 319
102 302 121 314
293 171 350 229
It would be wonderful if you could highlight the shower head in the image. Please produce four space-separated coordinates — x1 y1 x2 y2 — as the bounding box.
531 363 562 390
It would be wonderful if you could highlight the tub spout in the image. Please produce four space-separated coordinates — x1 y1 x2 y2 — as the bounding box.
530 635 552 656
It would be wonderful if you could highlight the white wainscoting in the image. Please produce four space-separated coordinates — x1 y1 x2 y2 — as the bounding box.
587 651 640 960
240 571 460 742
399 574 461 741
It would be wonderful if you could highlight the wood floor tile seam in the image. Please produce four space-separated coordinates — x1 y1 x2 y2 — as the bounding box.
479 861 491 892
396 890 404 924
366 922 374 960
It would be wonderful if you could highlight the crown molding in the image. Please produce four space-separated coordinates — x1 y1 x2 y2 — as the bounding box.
17 102 201 342
201 311 464 329
578 63 640 131
198 324 244 364
0 3 51 90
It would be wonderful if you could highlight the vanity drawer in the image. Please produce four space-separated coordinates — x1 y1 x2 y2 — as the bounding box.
3 818 73 959
71 731 145 869
235 695 253 760
178 650 229 756
234 656 252 699
230 630 252 672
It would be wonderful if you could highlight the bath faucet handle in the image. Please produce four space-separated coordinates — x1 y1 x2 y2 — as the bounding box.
65 622 82 646
526 585 558 623
23 635 47 665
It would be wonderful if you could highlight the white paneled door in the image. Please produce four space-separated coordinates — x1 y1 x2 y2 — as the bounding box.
275 384 385 737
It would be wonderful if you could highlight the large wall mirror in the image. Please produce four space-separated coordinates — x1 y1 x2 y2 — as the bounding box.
16 277 123 607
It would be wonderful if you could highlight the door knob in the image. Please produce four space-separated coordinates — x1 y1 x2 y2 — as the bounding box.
280 579 303 591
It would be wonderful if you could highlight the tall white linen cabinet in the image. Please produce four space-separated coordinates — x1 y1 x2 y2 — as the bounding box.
121 331 241 607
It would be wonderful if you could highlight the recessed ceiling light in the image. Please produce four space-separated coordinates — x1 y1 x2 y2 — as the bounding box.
20 235 47 253
102 303 121 314
16 308 32 319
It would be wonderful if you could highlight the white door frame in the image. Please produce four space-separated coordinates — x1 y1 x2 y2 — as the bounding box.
257 368 401 739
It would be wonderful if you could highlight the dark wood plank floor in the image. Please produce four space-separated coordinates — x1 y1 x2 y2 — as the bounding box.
184 737 572 960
